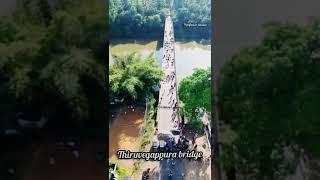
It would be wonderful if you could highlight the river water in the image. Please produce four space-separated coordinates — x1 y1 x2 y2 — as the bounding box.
109 40 211 83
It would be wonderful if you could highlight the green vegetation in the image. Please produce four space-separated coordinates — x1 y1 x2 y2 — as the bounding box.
109 52 161 174
109 162 129 178
109 0 211 38
0 0 107 131
140 96 156 150
117 165 129 178
109 52 163 103
133 96 156 174
178 68 211 129
218 19 320 179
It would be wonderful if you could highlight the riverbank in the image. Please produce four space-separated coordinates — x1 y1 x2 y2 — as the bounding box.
109 29 210 40
109 39 211 83
109 36 211 45
109 105 145 175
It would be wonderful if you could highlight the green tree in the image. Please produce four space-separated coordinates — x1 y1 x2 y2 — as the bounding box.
178 68 211 129
109 52 163 102
218 19 320 179
0 0 107 129
40 48 104 121
0 18 17 43
109 0 211 38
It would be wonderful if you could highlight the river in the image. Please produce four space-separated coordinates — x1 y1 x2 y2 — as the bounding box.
109 40 211 83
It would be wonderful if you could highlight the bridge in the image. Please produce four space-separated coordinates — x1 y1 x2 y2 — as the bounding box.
155 15 185 180
157 16 180 136
156 15 181 140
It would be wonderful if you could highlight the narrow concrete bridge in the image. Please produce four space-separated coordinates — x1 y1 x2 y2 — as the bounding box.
156 15 181 141
156 15 185 180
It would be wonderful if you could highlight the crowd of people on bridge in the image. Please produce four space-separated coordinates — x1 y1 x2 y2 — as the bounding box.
159 17 180 131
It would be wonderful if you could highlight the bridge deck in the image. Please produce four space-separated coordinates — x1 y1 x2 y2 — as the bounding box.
156 16 180 140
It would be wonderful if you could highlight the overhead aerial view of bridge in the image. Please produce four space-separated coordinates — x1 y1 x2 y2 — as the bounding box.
157 15 180 141
156 15 185 180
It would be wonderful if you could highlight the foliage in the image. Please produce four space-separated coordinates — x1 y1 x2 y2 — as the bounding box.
140 96 156 151
109 162 129 178
0 18 17 43
218 19 320 179
178 68 211 130
109 52 163 102
0 0 107 129
131 97 156 175
109 0 211 38
117 165 129 178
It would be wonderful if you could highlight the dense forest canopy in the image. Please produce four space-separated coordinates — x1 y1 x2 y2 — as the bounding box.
109 0 211 39
218 19 320 179
0 0 107 132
